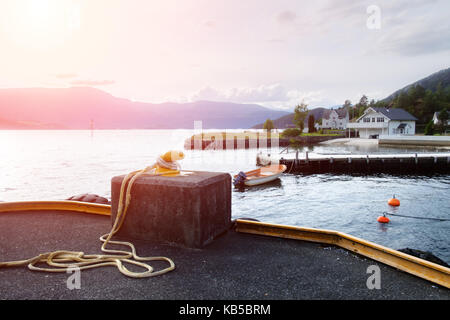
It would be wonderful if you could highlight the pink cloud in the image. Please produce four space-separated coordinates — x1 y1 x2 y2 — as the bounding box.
70 79 115 86
55 73 78 79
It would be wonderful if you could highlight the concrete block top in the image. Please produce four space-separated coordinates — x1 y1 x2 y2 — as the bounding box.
112 171 231 188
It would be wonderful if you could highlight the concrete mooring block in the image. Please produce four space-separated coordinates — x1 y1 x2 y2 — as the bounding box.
111 171 231 248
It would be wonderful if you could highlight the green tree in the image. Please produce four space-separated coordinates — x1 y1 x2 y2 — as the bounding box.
411 84 426 101
343 100 352 109
308 114 316 133
281 128 301 138
437 108 448 124
359 95 369 108
423 90 439 114
437 108 448 133
343 100 354 120
352 95 369 119
436 82 444 101
293 102 308 134
424 119 434 135
263 119 275 132
444 86 450 102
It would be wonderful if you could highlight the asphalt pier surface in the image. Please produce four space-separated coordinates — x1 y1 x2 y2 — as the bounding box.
0 211 448 300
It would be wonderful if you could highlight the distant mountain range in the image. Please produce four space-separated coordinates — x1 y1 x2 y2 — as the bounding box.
0 117 65 129
0 87 289 129
1 68 448 130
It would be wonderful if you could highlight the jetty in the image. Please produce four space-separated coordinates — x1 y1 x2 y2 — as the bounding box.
0 162 449 299
0 207 449 299
257 152 450 174
379 135 450 147
184 131 344 150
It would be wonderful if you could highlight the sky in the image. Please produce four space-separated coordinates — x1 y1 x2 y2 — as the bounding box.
0 0 449 110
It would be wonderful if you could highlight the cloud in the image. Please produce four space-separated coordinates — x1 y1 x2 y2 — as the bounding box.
372 2 450 56
55 73 78 79
316 0 450 55
189 84 332 110
70 79 116 86
266 37 285 43
190 84 287 104
203 20 215 28
276 10 297 25
375 20 450 55
286 89 327 106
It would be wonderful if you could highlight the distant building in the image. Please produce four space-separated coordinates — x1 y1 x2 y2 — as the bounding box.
347 107 417 139
321 108 349 129
302 122 321 133
432 111 449 126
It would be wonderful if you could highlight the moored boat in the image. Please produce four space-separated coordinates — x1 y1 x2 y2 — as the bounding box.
233 164 287 187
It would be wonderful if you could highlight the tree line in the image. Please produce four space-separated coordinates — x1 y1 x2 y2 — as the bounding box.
347 83 450 124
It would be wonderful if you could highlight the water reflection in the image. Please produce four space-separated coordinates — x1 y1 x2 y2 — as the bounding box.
234 178 283 193
377 222 390 232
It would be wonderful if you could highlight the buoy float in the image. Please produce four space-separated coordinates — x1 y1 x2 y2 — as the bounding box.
388 195 400 207
377 214 390 223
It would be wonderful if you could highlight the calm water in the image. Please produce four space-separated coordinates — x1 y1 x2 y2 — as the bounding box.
1 130 449 263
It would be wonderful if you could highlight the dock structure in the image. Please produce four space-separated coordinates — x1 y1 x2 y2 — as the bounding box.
184 133 287 150
259 152 450 175
183 132 344 150
379 135 450 147
0 208 449 299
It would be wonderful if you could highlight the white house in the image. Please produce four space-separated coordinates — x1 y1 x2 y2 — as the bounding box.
321 108 349 129
432 111 449 126
347 107 417 139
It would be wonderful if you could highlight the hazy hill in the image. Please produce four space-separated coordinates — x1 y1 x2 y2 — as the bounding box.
0 117 65 129
376 67 450 124
383 67 450 101
0 87 289 129
251 107 329 129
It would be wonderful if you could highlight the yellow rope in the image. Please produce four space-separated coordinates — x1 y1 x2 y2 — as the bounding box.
0 162 176 278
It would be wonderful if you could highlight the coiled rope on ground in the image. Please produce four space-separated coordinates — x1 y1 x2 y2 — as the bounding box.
0 155 180 278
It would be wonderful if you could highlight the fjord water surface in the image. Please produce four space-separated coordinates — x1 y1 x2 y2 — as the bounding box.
1 130 449 263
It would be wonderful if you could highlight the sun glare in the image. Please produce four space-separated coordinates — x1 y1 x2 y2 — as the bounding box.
5 0 80 50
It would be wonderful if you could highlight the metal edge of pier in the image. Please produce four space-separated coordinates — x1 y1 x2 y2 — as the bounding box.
235 219 450 289
0 201 111 216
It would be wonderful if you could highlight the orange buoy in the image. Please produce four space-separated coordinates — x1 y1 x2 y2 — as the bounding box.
377 215 390 223
388 195 400 207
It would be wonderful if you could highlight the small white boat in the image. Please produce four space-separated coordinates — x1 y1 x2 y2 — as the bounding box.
233 164 287 187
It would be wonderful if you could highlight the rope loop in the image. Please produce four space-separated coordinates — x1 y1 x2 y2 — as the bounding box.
0 154 180 278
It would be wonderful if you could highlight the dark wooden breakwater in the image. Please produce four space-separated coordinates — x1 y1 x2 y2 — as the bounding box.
262 153 450 175
184 133 343 150
184 136 289 150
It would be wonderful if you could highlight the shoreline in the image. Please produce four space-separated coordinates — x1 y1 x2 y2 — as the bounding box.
321 137 450 149
319 138 378 146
